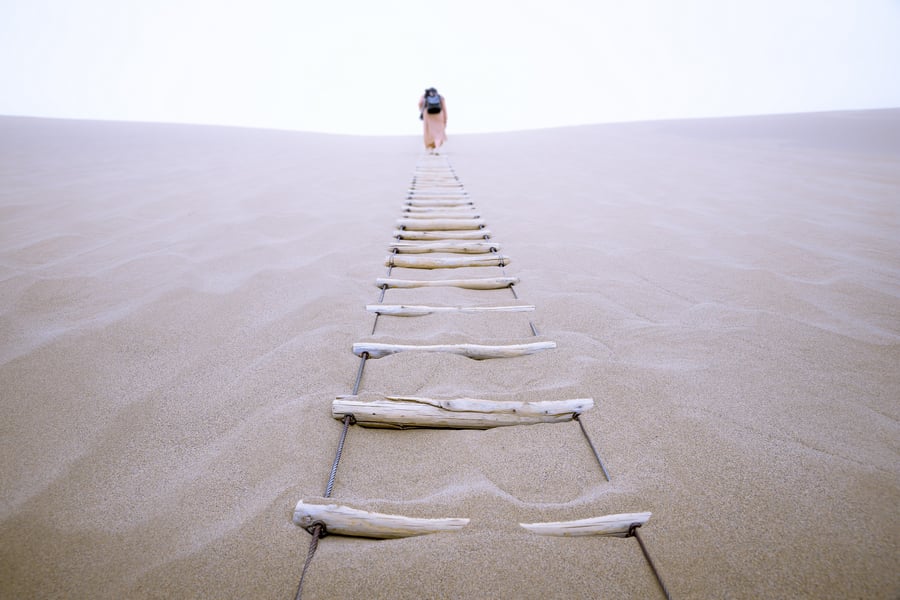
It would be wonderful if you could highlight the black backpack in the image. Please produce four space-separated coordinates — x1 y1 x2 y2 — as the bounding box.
425 95 442 114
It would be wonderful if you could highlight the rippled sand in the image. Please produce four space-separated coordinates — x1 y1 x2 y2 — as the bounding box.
1 111 898 598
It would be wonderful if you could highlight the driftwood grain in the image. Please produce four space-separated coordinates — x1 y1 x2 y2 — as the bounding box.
405 200 473 207
386 254 509 269
352 341 556 360
520 512 652 537
333 394 593 429
376 276 517 289
397 218 485 231
366 303 533 316
400 212 481 220
403 205 477 213
293 500 469 538
392 229 493 241
389 241 498 254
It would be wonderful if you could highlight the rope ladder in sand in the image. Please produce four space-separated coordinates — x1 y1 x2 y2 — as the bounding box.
293 155 669 600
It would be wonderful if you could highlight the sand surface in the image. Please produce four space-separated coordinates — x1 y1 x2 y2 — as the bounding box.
1 110 898 599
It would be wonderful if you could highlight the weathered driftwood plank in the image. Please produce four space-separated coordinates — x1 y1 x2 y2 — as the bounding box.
397 218 485 231
401 211 481 219
376 276 518 290
407 194 470 201
386 254 510 269
401 200 475 212
405 199 473 207
333 394 593 429
389 241 498 254
366 303 533 316
404 207 478 214
401 212 482 220
293 500 469 538
352 341 556 360
392 229 492 241
520 512 652 537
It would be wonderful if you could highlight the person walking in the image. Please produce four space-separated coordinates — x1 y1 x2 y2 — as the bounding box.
418 87 447 154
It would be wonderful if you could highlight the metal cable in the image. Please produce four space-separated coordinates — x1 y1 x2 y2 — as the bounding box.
629 524 672 599
294 523 323 600
324 413 354 498
295 412 354 600
573 413 610 482
351 350 368 392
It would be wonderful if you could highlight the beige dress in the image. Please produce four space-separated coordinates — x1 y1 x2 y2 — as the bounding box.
419 95 448 150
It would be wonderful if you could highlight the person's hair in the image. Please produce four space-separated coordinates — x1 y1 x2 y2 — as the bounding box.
425 87 437 95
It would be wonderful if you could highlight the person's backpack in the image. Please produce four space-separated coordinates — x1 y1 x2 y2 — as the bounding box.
425 95 442 114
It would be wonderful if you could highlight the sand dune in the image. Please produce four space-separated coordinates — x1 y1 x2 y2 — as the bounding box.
1 110 898 598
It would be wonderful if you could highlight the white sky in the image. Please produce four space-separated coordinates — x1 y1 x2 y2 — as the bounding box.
1 0 899 135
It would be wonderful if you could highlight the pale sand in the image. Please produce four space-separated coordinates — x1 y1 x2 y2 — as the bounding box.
1 110 898 599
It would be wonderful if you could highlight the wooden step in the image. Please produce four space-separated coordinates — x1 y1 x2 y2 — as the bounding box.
400 212 481 220
392 229 492 241
375 276 517 289
397 218 485 231
403 205 478 213
389 241 498 254
386 254 509 269
366 303 533 316
352 341 556 360
294 500 469 539
520 512 652 537
405 201 474 209
333 393 592 429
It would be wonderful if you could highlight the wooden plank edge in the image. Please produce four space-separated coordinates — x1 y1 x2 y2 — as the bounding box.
352 341 556 360
365 304 534 316
520 512 652 537
294 500 470 539
333 395 593 429
392 229 493 240
375 277 518 290
385 255 511 269
388 242 499 255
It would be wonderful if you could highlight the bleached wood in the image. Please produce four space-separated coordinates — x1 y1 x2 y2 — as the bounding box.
398 218 485 231
293 500 469 539
407 194 470 201
352 341 556 360
376 276 517 289
411 191 462 194
404 203 475 210
400 212 481 220
403 206 477 214
392 229 492 241
520 512 652 537
389 241 498 254
366 303 533 316
333 394 593 429
405 200 473 207
386 254 509 269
